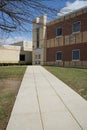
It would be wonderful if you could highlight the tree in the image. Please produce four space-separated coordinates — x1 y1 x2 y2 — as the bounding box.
0 0 58 32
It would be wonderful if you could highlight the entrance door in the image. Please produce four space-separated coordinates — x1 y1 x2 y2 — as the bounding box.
35 54 41 65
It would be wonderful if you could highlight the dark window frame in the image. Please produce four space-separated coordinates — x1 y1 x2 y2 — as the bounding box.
56 51 62 61
72 49 80 61
56 27 62 36
72 21 80 33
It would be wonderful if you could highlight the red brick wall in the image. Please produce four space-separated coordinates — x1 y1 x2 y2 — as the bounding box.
47 13 87 40
46 42 87 61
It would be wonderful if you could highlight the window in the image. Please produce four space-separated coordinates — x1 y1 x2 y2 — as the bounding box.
20 54 25 61
72 21 80 33
36 28 39 48
56 51 62 61
35 55 37 59
38 54 41 59
36 23 40 48
38 61 40 64
56 28 62 36
72 50 80 60
36 23 40 29
35 61 37 64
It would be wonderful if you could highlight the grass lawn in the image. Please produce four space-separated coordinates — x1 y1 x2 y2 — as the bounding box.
44 66 87 100
0 66 26 130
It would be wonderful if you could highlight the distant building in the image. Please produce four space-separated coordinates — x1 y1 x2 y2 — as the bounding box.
0 41 32 64
33 7 87 67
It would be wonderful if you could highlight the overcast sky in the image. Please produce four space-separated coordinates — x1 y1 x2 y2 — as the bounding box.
0 0 87 45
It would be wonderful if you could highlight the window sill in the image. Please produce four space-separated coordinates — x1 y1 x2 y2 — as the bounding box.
56 60 62 62
56 35 63 38
72 31 80 35
72 60 80 61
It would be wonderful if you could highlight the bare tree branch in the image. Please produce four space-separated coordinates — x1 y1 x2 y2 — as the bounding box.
0 0 58 32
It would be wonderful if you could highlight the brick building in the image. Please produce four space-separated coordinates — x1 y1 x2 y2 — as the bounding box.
32 7 87 67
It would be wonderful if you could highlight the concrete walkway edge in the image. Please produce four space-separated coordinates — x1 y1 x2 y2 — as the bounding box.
6 66 87 130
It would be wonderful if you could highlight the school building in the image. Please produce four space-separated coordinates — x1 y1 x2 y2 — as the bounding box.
0 41 32 65
32 6 87 67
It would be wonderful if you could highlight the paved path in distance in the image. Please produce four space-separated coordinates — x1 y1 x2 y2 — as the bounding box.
6 66 87 130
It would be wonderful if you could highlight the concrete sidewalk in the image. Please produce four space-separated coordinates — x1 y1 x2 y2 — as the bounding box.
6 66 87 130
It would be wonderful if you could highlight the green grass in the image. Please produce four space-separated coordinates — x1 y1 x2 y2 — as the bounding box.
0 66 26 129
44 66 87 100
0 93 14 126
0 66 26 79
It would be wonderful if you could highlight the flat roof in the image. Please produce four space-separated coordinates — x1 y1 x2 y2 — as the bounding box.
47 6 87 26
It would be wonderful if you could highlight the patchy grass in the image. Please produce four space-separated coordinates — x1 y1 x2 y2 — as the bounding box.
0 66 26 130
0 66 26 79
44 66 87 100
0 93 14 125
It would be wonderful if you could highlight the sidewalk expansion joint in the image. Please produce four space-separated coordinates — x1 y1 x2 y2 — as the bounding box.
33 68 44 130
40 67 83 130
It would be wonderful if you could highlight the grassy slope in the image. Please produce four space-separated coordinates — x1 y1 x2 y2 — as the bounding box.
44 66 87 100
0 66 26 130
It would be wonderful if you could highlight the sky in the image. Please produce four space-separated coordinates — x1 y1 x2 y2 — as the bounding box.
0 0 87 45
